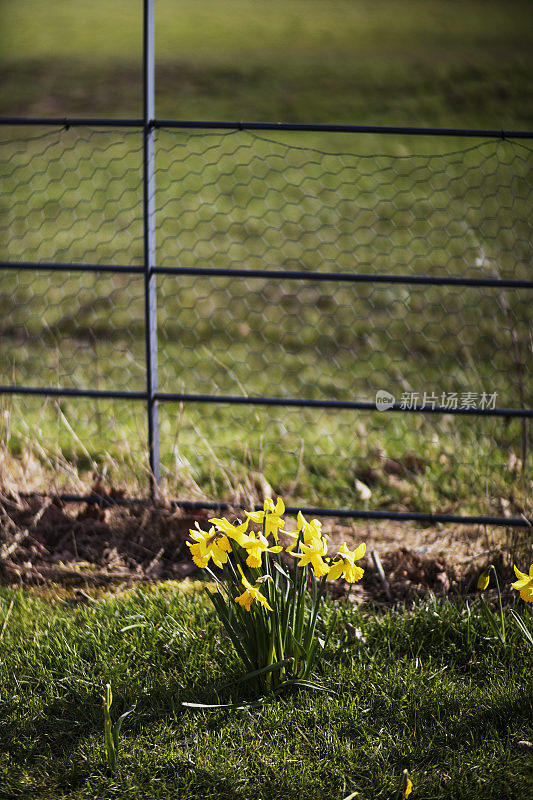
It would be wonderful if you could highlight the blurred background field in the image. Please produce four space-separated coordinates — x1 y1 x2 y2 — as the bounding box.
0 0 531 521
1 0 532 126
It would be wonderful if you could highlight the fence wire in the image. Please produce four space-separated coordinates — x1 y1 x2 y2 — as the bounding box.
0 126 531 521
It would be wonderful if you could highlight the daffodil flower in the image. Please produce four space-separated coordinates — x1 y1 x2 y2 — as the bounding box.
327 542 366 583
208 516 249 547
292 536 330 577
235 565 273 611
246 497 286 540
403 770 413 798
240 530 283 568
186 522 231 569
477 570 490 590
300 515 326 545
285 511 328 549
511 563 533 602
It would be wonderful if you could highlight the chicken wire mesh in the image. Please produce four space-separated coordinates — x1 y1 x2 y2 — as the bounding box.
0 125 531 518
0 127 143 265
155 130 532 280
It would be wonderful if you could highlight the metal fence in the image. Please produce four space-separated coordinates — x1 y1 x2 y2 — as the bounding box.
1 3 532 528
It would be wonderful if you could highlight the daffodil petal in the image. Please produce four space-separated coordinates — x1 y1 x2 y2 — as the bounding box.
327 561 344 581
246 511 264 523
352 542 366 560
512 576 530 589
513 565 528 581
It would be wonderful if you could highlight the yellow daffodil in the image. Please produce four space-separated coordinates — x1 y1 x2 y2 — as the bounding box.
208 516 249 546
285 511 328 548
235 565 273 611
300 515 326 545
292 536 330 577
186 522 231 569
327 542 366 583
246 497 286 540
511 563 533 602
240 530 283 568
477 570 490 590
403 769 413 798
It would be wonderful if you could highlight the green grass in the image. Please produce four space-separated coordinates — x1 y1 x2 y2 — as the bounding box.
0 583 532 799
0 0 531 509
1 0 533 126
0 129 531 511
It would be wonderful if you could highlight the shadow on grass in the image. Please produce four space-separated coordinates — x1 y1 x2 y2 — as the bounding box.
338 685 532 758
3 680 531 800
0 660 261 790
3 756 251 800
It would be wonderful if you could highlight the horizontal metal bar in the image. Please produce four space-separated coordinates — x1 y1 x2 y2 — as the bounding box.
155 119 533 139
0 260 144 275
1 385 531 418
175 500 532 528
1 260 531 289
156 392 532 418
16 491 532 527
154 265 533 289
0 385 147 400
1 116 532 139
0 117 144 128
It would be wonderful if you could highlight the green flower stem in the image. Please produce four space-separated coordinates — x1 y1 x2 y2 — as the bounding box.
490 564 506 644
344 582 354 604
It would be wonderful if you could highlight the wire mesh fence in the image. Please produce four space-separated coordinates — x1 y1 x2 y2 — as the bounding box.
0 123 532 525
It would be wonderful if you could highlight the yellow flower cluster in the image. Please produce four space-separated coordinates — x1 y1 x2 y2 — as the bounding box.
187 499 366 612
285 511 366 582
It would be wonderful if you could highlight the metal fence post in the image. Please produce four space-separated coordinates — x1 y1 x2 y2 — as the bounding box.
142 0 160 492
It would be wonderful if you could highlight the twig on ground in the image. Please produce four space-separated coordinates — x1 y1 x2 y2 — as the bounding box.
0 596 15 641
0 499 51 561
146 546 165 575
371 549 392 600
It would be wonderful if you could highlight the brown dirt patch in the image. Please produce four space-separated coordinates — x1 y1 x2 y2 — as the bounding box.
0 493 205 585
0 492 526 602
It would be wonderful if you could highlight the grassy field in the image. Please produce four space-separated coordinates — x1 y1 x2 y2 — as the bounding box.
0 582 532 799
1 0 533 126
0 1 532 513
1 8 531 798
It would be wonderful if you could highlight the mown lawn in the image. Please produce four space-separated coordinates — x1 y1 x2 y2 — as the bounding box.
1 583 531 799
